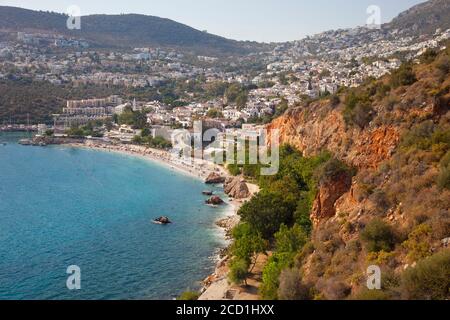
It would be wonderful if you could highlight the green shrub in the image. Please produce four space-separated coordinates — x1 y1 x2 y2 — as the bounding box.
361 219 396 253
437 164 450 190
437 147 450 191
227 164 241 176
440 151 450 168
402 224 432 262
436 55 450 75
343 90 374 128
315 158 355 184
275 224 308 254
420 48 438 64
294 192 313 234
178 291 200 301
390 63 417 88
260 224 308 299
260 259 283 300
278 269 311 300
400 121 435 150
401 250 450 300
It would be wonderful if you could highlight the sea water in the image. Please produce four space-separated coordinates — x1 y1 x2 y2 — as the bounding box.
0 132 229 300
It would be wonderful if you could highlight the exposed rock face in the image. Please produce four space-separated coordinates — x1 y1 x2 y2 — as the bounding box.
206 196 224 205
311 172 353 225
224 176 251 199
267 107 400 170
205 172 225 184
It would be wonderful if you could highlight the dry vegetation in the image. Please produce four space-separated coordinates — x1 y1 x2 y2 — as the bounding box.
266 46 450 300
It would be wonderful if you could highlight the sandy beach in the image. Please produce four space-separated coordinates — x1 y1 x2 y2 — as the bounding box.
67 140 259 300
69 140 227 181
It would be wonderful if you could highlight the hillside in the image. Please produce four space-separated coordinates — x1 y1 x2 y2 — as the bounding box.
0 6 262 55
388 0 450 36
263 46 450 299
224 46 449 301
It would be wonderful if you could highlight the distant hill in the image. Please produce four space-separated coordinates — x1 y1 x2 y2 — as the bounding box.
388 0 450 36
0 6 263 55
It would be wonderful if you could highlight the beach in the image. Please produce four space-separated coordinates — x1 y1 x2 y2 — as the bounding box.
67 140 259 300
69 140 227 181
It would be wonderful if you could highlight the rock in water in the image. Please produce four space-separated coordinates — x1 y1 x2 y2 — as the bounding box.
154 216 172 224
206 196 224 205
205 172 225 184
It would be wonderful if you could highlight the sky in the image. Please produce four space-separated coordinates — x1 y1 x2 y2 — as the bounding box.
0 0 426 42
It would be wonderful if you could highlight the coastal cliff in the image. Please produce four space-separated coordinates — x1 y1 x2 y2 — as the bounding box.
262 48 450 299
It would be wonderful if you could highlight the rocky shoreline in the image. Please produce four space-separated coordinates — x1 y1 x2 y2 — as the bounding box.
199 177 258 300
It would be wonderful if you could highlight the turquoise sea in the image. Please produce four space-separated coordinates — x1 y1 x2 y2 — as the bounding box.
0 132 229 300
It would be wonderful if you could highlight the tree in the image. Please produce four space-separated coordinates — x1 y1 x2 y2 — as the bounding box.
236 91 248 109
225 83 242 103
229 258 250 286
231 223 267 271
118 107 135 126
274 224 308 254
133 111 148 129
238 191 294 239
206 108 223 119
141 127 151 137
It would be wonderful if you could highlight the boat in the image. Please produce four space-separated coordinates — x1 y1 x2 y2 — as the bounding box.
152 216 172 225
202 190 213 196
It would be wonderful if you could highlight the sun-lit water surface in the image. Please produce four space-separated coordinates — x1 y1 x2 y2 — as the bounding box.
0 132 228 300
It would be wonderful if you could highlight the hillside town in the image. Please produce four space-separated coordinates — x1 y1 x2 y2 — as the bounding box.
1 21 449 142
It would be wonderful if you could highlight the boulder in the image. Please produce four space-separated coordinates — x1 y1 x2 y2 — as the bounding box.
205 172 226 184
206 196 224 205
224 176 251 199
154 216 172 224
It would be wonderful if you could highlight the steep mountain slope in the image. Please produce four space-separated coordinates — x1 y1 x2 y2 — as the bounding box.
267 46 450 299
0 6 261 55
388 0 450 36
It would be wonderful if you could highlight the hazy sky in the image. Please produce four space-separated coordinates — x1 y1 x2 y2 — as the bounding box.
0 0 426 42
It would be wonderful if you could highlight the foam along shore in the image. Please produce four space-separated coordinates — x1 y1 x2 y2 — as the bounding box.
199 182 259 301
67 140 259 300
69 140 228 181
